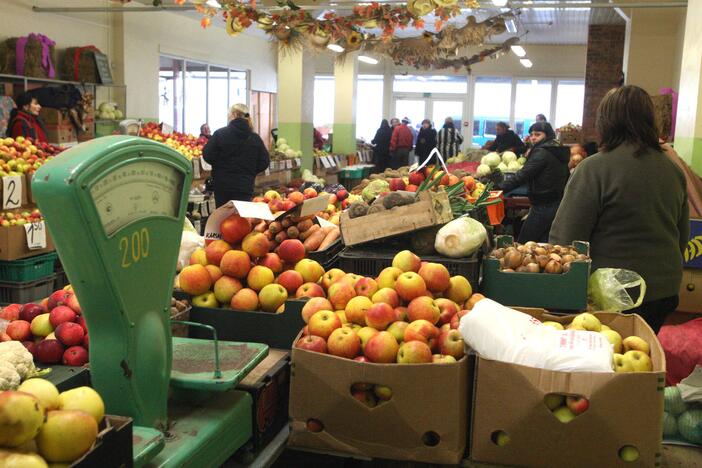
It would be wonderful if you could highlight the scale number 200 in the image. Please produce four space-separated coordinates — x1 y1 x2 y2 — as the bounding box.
119 228 150 268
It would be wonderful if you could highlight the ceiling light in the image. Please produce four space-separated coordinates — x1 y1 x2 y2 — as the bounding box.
358 55 379 65
205 0 221 7
520 58 533 68
505 19 517 33
492 0 508 6
511 45 526 57
327 44 345 53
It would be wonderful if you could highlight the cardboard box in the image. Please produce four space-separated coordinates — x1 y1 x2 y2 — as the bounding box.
0 223 55 260
678 268 702 313
470 309 665 468
45 123 76 146
683 218 702 269
289 338 469 464
339 191 453 247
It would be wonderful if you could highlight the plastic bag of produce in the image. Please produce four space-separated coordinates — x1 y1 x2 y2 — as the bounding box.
459 299 614 372
588 268 646 312
177 230 204 272
659 319 702 385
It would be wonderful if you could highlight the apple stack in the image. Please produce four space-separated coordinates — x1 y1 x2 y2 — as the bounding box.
0 287 89 367
0 381 108 465
251 186 348 226
139 122 204 161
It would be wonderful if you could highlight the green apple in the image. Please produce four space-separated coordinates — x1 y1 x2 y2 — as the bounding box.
624 350 652 372
613 353 635 373
552 406 576 423
30 313 54 337
618 445 639 462
544 393 565 410
494 431 510 446
192 292 218 308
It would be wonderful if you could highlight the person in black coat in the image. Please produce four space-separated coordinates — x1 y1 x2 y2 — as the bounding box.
415 119 437 163
203 103 270 207
488 122 526 154
371 119 393 172
500 122 569 243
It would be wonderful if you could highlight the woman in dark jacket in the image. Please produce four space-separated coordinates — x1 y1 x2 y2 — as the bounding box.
551 86 688 333
371 119 393 172
500 122 569 243
488 122 526 154
203 103 270 207
7 93 47 142
415 119 437 163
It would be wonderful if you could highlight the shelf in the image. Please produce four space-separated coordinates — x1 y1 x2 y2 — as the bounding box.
0 73 126 88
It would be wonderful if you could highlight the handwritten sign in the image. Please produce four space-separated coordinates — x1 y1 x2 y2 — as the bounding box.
93 51 113 85
2 176 22 209
24 221 47 250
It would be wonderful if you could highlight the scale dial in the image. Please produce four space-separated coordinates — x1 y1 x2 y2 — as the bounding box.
90 160 184 236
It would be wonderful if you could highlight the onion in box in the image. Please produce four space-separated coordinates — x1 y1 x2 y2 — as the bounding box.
434 217 487 258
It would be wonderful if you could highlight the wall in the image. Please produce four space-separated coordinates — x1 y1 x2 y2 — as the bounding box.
582 24 626 142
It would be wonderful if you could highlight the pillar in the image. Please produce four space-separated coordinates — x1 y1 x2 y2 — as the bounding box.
332 54 358 154
277 47 315 170
581 24 626 142
674 0 702 175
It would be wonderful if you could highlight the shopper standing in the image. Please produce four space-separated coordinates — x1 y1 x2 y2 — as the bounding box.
500 122 569 243
535 113 547 123
550 85 689 333
371 119 393 172
203 103 270 207
487 122 526 154
199 123 211 140
415 119 437 163
436 117 463 160
389 118 413 169
7 93 47 143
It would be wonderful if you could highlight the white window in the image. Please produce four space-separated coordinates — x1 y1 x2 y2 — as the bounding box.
473 77 511 147
393 75 468 94
514 79 552 137
555 80 585 129
356 75 384 142
313 75 335 132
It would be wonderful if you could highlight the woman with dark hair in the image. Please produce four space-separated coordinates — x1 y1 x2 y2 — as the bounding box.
7 93 46 142
372 119 393 172
415 119 437 163
487 121 525 154
437 117 463 159
500 121 569 243
550 85 689 333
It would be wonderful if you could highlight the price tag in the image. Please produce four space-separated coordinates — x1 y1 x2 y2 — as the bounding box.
334 156 342 166
295 158 301 167
200 158 212 171
2 176 22 209
192 160 201 179
321 157 332 169
24 221 47 250
208 197 216 213
285 160 293 169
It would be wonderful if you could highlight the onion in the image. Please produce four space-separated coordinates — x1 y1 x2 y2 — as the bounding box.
545 260 563 274
534 247 547 256
549 253 562 262
525 241 538 249
536 255 549 269
517 245 530 254
522 254 536 266
502 268 515 273
499 258 505 268
562 262 571 273
493 248 505 259
516 266 528 272
576 254 588 261
504 250 524 270
561 254 575 264
526 263 540 273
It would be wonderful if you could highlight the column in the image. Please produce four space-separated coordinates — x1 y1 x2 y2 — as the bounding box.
277 47 315 170
675 0 702 175
332 54 358 154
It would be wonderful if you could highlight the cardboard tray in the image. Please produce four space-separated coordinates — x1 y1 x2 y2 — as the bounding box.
470 309 666 468
289 334 469 465
339 191 453 247
0 223 55 261
481 235 591 311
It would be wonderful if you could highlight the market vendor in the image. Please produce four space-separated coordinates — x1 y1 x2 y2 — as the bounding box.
499 121 569 243
6 92 47 143
550 85 689 333
486 122 525 154
203 103 270 207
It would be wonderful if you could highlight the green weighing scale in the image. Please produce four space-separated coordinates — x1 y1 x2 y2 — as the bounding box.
32 136 268 467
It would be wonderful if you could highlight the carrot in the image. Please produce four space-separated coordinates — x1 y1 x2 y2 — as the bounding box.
304 229 326 252
317 227 340 251
296 219 314 233
299 224 320 241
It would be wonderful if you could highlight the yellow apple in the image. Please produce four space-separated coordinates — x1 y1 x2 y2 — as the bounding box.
613 353 634 373
624 350 652 372
36 410 98 463
18 378 60 411
622 335 650 355
0 449 47 467
58 387 105 424
600 329 623 354
570 313 601 332
542 321 564 331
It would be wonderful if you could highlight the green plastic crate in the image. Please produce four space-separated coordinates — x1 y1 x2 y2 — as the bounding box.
0 252 58 282
340 167 364 178
480 235 591 311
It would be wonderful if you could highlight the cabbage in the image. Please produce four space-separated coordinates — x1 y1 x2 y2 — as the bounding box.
663 412 678 438
434 217 487 258
664 386 688 416
114 110 123 120
476 164 491 177
507 161 521 171
482 152 502 169
502 151 517 164
677 409 702 444
285 149 296 158
98 102 115 113
277 138 287 146
497 162 508 172
296 150 303 157
517 157 527 165
278 144 290 152
361 179 389 202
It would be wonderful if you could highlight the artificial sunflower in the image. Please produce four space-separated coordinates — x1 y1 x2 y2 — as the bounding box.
345 31 364 50
226 16 245 36
433 0 458 7
407 0 435 17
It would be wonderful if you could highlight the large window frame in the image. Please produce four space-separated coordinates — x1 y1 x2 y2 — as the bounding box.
159 54 250 134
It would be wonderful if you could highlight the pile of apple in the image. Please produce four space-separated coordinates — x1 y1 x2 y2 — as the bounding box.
0 208 42 227
0 381 106 466
252 187 348 224
0 136 63 177
542 312 653 373
0 288 89 367
139 122 204 161
294 250 479 364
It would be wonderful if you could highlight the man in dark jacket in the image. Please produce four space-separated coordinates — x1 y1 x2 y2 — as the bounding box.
203 103 270 207
500 122 569 242
488 122 526 154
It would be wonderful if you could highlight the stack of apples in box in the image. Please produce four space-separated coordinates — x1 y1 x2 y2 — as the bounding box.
0 208 43 227
252 187 347 225
139 122 204 161
0 136 64 177
295 250 480 364
0 288 89 367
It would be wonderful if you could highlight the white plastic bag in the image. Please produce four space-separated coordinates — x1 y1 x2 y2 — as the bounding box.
176 230 205 272
459 299 614 373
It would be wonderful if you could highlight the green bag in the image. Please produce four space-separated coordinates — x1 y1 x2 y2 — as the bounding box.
588 268 646 312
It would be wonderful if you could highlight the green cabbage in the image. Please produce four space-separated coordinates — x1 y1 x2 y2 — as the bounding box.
434 217 487 258
517 157 527 165
664 386 688 416
362 179 389 203
678 409 702 444
476 164 491 177
663 412 678 437
502 151 517 164
482 152 502 169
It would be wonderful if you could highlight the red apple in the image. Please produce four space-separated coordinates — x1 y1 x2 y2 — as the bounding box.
219 215 252 244
307 310 342 340
19 303 45 323
364 331 399 363
327 327 361 359
353 356 369 362
394 272 427 302
66 294 81 314
365 303 396 331
408 172 425 186
354 277 379 298
371 288 400 308
566 396 589 415
278 239 306 264
407 296 440 324
295 282 325 299
404 319 440 347
62 346 89 366
76 316 88 334
435 298 459 326
295 335 327 353
397 341 432 364
36 339 65 364
388 177 406 192
450 309 469 330
276 270 304 295
0 304 21 321
82 334 89 350
47 290 72 310
438 329 465 359
301 297 334 323
418 262 451 293
49 306 76 328
327 281 356 310
205 239 232 265
21 340 37 358
6 320 31 341
55 322 85 347
258 253 283 274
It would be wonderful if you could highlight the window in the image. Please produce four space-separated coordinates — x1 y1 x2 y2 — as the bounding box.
356 75 384 142
313 75 335 133
158 55 248 134
555 80 585 129
393 75 468 94
473 77 511 146
515 79 552 137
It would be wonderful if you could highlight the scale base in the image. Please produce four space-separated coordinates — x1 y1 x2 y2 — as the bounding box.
143 390 253 468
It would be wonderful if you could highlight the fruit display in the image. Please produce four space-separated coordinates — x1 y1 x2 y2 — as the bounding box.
251 187 345 225
96 102 124 121
0 381 105 465
476 151 526 178
0 287 89 367
0 136 64 176
489 241 590 274
293 249 479 364
663 385 702 444
139 122 205 160
0 208 43 227
271 138 302 160
300 168 326 188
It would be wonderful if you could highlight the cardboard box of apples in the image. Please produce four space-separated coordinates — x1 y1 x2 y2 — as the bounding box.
470 309 665 468
288 250 476 465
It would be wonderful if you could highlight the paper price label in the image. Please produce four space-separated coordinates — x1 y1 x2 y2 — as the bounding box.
285 159 293 169
2 176 22 209
321 157 332 169
295 158 301 167
200 158 212 171
24 221 47 250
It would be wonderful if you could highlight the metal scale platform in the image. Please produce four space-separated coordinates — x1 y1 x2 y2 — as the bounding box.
33 136 267 467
